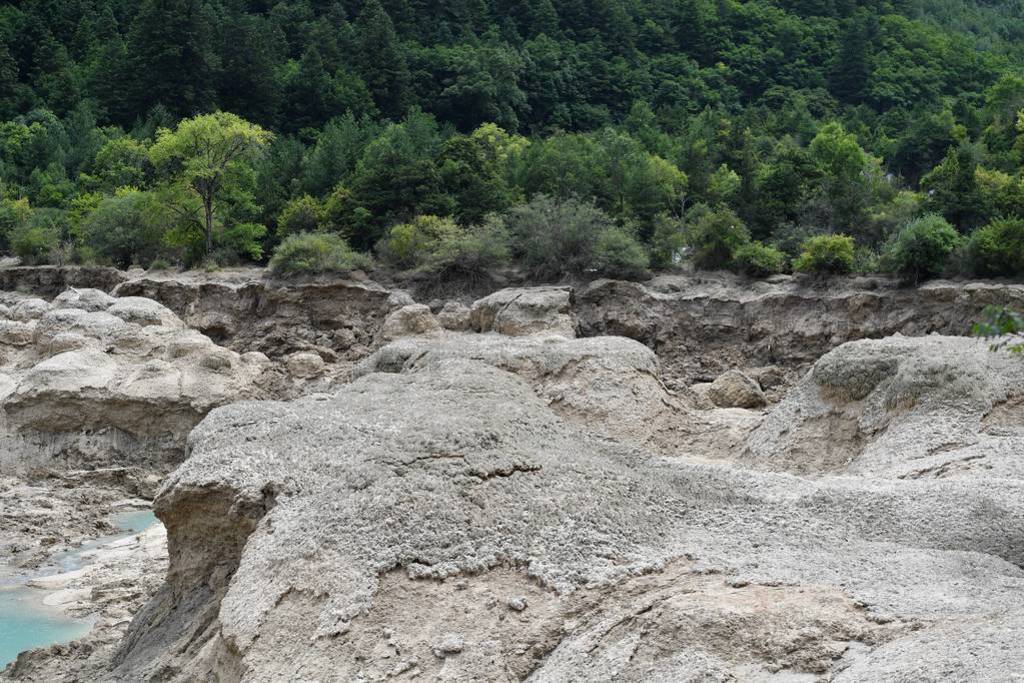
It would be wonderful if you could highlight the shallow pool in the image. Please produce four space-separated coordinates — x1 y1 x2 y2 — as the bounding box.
0 585 94 668
0 508 158 669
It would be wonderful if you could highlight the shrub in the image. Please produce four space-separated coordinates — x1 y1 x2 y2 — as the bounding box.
0 197 33 252
852 246 880 274
378 215 462 270
593 226 650 279
685 205 750 270
379 214 510 280
966 217 1024 277
503 194 623 279
219 222 268 262
269 232 371 276
648 213 685 270
792 234 855 274
884 214 961 282
277 194 324 236
80 189 166 268
10 223 59 265
733 241 787 277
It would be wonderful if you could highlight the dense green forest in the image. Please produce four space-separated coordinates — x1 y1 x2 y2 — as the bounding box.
2 0 1024 281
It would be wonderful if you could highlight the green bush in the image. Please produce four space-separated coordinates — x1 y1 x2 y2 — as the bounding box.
503 194 630 279
378 215 462 269
277 194 324 236
593 226 650 279
80 189 166 268
884 214 961 282
378 214 510 280
966 217 1024 277
0 197 32 253
10 223 59 265
269 232 371 276
685 205 750 270
852 246 881 274
732 241 787 277
648 213 685 270
792 234 855 274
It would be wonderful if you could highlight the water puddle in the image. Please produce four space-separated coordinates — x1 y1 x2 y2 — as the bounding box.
0 508 158 668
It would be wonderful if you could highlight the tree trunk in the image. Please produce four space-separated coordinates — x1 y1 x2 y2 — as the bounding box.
203 198 214 256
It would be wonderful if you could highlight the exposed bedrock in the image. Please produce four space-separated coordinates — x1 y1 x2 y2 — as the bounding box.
5 266 1023 384
576 273 1024 384
102 354 1024 681
0 266 128 299
112 269 404 360
0 288 270 472
744 334 1024 478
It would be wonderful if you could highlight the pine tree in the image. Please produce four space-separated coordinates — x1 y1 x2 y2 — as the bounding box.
355 0 411 120
829 11 875 105
124 0 214 119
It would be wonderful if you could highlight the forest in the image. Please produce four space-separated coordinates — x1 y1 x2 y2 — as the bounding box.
2 0 1024 282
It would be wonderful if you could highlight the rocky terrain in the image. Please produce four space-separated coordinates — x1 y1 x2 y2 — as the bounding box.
1 266 1023 681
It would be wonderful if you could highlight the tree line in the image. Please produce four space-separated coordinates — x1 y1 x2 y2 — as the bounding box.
1 0 1024 281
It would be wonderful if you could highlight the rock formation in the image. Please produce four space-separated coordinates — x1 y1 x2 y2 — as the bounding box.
0 288 269 471
4 271 1024 682
112 269 403 360
577 272 1024 386
743 333 1024 478
93 352 1024 681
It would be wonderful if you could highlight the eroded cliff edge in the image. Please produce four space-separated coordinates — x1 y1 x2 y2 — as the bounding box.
1 266 1022 681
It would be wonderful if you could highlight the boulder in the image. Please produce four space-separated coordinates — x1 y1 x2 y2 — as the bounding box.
378 304 441 341
52 288 116 312
107 297 182 328
743 334 1024 478
470 287 577 337
12 297 51 321
437 301 472 331
285 351 326 379
707 369 767 409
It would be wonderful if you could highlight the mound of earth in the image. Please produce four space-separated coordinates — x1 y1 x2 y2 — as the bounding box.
67 353 1024 681
743 334 1024 478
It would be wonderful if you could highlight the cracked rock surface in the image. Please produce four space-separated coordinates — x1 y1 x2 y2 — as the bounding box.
89 351 1024 681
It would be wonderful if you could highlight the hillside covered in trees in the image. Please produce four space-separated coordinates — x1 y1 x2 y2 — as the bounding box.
3 0 1024 281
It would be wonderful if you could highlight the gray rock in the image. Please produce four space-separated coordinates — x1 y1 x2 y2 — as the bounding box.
52 288 116 312
437 301 472 331
0 288 269 471
354 333 690 450
285 351 325 379
470 287 577 337
107 297 182 328
743 334 1024 478
707 369 767 409
11 297 51 321
378 304 441 341
103 357 1024 681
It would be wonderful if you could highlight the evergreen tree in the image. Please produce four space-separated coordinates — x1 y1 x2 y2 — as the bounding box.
355 0 410 120
124 0 214 119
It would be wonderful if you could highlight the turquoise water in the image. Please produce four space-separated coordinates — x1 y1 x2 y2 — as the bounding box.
0 585 94 669
0 508 158 669
111 509 158 535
